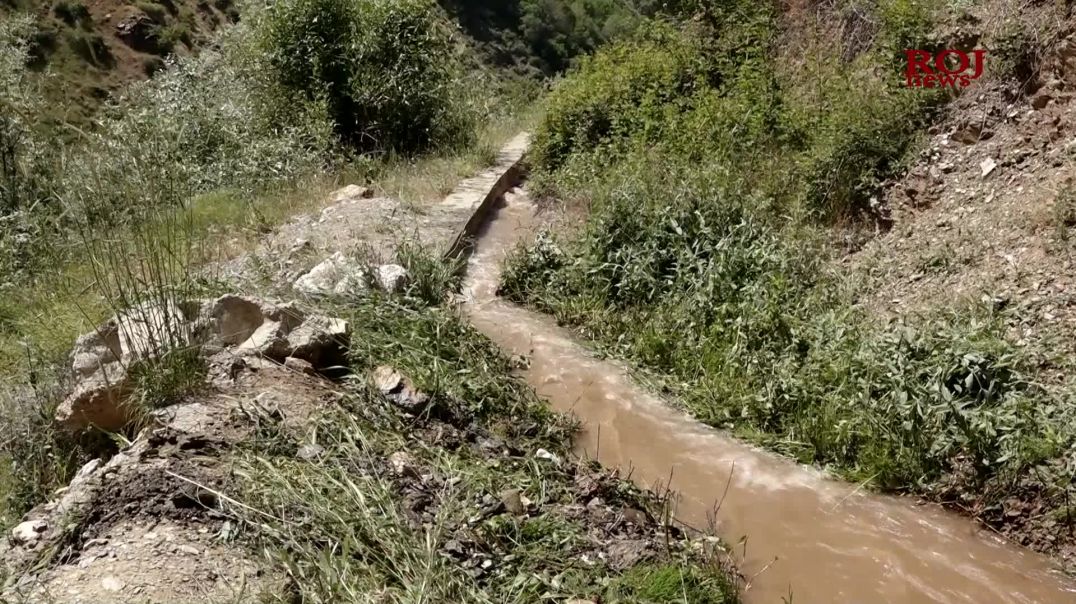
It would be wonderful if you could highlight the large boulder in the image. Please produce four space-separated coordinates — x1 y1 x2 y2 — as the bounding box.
57 295 350 432
293 253 410 297
293 252 368 297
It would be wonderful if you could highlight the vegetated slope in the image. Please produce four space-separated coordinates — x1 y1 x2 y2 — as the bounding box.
1 260 740 601
847 10 1076 559
3 0 235 126
1 0 744 598
437 0 643 76
500 0 1076 570
0 0 501 532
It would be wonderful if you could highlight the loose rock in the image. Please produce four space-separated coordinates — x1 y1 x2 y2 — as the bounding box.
11 520 47 546
389 451 420 478
375 264 410 293
57 295 349 432
372 365 429 413
294 252 368 297
499 488 525 516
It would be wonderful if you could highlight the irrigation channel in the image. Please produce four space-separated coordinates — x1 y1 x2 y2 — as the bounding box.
460 186 1076 603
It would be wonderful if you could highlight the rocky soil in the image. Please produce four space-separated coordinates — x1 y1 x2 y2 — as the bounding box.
846 20 1076 565
1 138 737 602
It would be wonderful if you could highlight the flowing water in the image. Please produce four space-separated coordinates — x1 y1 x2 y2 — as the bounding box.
461 188 1076 603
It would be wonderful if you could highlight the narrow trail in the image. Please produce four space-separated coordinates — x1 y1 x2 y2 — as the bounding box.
461 187 1076 603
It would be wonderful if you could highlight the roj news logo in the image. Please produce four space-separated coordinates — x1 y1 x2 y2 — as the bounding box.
904 49 986 88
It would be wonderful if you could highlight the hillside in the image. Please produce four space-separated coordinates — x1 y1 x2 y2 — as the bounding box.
501 0 1076 581
847 8 1076 562
5 0 1076 602
2 0 234 126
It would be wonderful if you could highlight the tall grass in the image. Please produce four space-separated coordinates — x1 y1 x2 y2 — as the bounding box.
502 0 1076 531
0 0 536 533
227 264 738 602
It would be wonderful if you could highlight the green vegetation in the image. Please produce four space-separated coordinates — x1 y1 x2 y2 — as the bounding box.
0 0 525 530
257 0 475 152
52 0 90 25
439 0 642 75
503 0 1076 536
230 261 738 602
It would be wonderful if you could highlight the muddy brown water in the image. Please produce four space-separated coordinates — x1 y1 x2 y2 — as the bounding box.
461 189 1076 603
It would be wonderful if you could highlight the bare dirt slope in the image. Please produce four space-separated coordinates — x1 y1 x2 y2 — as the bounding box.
848 27 1076 385
9 0 233 124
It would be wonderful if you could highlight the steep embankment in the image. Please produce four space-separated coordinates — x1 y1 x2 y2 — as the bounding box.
847 22 1076 564
4 0 233 124
465 186 1076 603
496 0 1076 580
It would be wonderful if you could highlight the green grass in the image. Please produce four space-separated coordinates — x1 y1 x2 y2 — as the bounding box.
501 0 1076 541
225 265 738 602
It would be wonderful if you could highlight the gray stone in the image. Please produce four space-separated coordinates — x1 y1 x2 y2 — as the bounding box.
332 184 373 202
284 356 315 375
375 264 410 293
389 451 419 478
294 252 366 297
58 294 348 432
372 365 429 413
11 520 47 546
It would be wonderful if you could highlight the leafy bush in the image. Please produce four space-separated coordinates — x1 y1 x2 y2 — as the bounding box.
257 0 474 153
535 1 938 220
52 0 90 25
156 22 192 51
439 0 645 75
533 15 779 174
136 1 169 23
505 3 1076 518
58 23 334 227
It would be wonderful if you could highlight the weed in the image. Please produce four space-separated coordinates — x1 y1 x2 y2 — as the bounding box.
0 381 114 530
136 1 169 23
156 22 192 50
609 562 736 604
992 19 1042 88
127 346 207 412
52 0 90 26
64 29 113 68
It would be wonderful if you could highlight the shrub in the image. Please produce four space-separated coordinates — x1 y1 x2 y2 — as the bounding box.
59 22 334 227
136 1 169 23
156 22 192 51
257 0 474 153
53 0 90 25
992 19 1042 87
533 15 779 174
